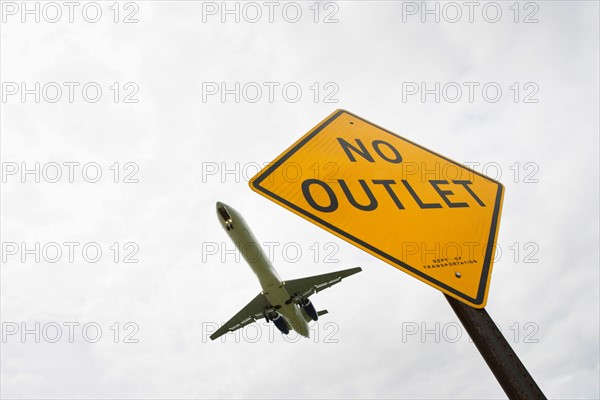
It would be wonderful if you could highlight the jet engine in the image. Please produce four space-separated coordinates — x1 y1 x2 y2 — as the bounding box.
299 298 319 321
266 310 289 334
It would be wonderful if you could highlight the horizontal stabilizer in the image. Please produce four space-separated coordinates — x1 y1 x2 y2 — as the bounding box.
317 310 328 316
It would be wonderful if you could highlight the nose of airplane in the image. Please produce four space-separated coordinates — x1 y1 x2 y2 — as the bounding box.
216 201 235 231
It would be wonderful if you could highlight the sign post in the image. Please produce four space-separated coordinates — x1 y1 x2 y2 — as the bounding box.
249 109 545 396
445 294 546 399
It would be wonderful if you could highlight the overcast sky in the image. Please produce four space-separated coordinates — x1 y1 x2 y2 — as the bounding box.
1 1 599 399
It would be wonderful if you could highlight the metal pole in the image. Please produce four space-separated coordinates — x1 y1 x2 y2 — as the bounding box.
444 294 546 400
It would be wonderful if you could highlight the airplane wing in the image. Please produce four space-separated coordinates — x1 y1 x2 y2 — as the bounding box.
211 267 362 340
210 292 272 341
283 267 362 299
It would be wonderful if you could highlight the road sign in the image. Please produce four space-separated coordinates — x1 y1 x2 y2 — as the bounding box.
249 109 504 307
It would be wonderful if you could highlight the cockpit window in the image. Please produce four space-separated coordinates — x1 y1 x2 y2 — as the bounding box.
218 206 234 230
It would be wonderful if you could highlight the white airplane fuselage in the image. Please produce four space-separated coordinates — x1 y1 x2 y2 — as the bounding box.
216 202 310 337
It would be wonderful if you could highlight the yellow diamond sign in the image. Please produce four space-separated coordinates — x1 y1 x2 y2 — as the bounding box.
249 110 504 308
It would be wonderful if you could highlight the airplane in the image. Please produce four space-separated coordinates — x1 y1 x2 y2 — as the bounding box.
210 201 362 341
